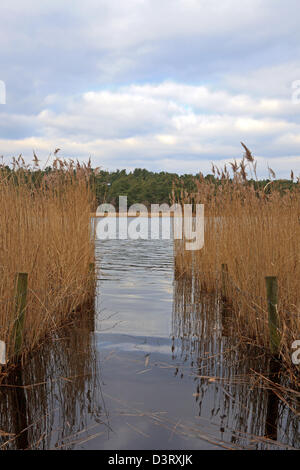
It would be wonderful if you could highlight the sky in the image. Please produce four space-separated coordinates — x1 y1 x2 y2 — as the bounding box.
1 0 300 177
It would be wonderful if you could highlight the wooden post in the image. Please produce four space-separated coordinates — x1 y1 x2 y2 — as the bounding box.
265 276 281 356
13 273 28 358
89 262 95 274
221 263 229 302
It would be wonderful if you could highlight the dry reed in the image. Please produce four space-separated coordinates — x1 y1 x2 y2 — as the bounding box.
0 155 96 368
173 144 300 386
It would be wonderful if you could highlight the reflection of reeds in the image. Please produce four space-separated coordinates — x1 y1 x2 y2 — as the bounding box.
0 311 106 450
172 276 300 449
0 158 95 367
173 147 300 388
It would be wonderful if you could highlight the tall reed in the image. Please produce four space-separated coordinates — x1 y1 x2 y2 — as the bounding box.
0 156 96 367
173 145 300 385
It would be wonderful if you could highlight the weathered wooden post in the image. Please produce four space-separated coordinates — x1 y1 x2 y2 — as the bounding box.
13 272 28 359
221 263 229 302
265 276 281 356
89 262 95 275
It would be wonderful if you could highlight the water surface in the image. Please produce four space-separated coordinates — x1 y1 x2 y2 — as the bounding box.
0 218 299 449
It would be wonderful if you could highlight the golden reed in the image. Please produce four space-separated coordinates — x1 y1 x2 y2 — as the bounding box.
173 144 300 386
0 156 95 368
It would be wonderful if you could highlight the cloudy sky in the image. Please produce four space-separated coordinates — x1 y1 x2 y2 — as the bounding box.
1 0 300 177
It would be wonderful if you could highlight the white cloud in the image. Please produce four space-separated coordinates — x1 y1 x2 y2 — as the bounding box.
225 62 300 99
1 81 300 178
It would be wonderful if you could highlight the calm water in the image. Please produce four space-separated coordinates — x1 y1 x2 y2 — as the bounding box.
0 218 299 450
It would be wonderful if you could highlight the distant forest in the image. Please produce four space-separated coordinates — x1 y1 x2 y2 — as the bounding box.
1 163 297 209
94 168 197 209
93 168 297 209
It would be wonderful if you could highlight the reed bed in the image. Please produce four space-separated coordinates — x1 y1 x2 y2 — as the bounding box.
172 276 300 445
0 156 95 368
173 145 300 385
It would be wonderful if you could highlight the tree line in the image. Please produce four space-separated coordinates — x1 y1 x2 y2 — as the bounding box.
0 162 297 209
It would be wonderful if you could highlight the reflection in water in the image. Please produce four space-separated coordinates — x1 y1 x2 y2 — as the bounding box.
265 391 279 441
172 276 300 449
8 369 29 449
0 218 299 449
0 313 106 450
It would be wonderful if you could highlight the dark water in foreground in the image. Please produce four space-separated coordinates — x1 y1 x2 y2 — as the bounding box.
0 219 299 449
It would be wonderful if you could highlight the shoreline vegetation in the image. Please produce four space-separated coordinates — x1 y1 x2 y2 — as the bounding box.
173 144 300 401
0 156 95 377
92 165 298 210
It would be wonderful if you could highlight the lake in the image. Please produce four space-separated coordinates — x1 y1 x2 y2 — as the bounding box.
0 217 298 449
